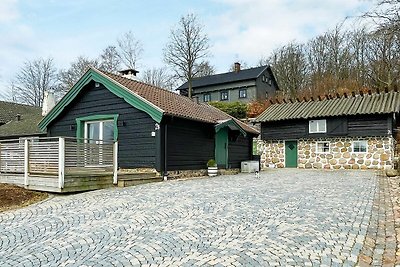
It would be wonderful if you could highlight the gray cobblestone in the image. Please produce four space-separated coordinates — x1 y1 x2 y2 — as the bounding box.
0 169 377 266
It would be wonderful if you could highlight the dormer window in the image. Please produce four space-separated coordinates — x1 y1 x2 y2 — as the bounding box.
309 119 326 133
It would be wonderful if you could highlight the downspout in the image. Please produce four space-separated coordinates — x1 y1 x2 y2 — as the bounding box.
163 123 168 181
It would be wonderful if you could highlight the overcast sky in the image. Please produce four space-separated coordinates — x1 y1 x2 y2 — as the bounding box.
0 0 373 99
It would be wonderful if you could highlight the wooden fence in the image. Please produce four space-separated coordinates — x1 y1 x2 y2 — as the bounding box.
0 137 118 191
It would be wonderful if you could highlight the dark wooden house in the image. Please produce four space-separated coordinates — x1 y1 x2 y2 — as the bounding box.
255 91 400 170
177 63 280 103
39 68 258 177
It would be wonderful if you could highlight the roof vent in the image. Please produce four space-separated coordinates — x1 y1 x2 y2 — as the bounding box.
119 69 139 80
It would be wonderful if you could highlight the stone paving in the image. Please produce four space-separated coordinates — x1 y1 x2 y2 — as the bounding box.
0 169 377 266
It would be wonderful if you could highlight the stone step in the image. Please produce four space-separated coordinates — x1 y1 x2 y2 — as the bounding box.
117 172 158 181
117 177 162 187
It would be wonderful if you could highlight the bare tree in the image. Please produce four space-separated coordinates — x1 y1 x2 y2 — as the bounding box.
195 61 215 77
117 31 143 69
58 56 99 91
10 58 58 107
163 13 210 98
363 0 400 32
99 46 121 72
269 42 308 96
141 67 175 90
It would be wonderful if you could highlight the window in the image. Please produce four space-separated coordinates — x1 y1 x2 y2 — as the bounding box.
309 119 326 133
353 140 367 153
239 89 247 98
316 142 330 153
220 91 229 101
84 120 114 144
203 93 211 102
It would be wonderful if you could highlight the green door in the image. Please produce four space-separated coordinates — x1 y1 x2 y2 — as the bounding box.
285 141 298 168
215 128 228 168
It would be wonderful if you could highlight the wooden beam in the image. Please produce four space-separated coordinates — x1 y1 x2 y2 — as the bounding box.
24 139 29 186
113 141 118 184
58 137 65 189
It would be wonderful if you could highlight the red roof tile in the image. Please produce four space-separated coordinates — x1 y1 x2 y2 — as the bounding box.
98 70 258 135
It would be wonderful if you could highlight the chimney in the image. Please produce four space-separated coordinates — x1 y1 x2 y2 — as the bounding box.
42 91 56 116
192 95 199 104
16 114 21 121
234 62 241 73
118 69 139 80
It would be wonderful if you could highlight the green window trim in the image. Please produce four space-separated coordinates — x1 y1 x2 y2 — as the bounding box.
38 68 163 132
76 114 119 141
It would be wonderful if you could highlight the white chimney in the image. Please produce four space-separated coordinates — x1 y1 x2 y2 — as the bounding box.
118 69 139 80
42 91 56 116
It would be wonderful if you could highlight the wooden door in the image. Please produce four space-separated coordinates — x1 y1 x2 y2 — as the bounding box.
285 141 298 168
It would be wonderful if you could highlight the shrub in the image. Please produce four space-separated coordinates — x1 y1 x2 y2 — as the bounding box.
207 159 217 167
208 101 247 119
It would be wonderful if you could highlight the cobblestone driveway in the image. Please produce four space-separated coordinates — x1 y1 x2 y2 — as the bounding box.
0 169 377 266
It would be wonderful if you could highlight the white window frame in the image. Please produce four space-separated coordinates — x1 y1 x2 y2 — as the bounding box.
309 119 327 133
220 91 229 101
84 120 113 144
239 88 247 99
352 140 368 153
316 141 330 153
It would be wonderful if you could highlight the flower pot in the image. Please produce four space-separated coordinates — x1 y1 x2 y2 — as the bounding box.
208 166 218 176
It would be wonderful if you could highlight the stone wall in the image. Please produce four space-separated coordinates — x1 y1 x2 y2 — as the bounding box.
258 136 395 170
257 140 285 169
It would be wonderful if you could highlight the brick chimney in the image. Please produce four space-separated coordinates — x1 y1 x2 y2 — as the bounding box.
234 62 241 73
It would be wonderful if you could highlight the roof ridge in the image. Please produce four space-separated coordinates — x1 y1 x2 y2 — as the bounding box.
268 88 400 105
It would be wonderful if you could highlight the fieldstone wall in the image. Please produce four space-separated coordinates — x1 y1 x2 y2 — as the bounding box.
258 136 395 170
257 140 285 169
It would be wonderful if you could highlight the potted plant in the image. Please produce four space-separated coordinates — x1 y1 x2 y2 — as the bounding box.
207 159 218 176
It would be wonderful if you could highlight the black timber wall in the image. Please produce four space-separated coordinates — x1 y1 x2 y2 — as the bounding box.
261 114 392 140
47 81 156 169
166 117 215 170
228 133 252 168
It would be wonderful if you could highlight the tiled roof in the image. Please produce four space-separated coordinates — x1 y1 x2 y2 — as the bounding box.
177 65 269 90
255 91 400 122
99 70 259 135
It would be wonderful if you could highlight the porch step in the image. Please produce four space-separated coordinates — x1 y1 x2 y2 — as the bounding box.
117 172 162 187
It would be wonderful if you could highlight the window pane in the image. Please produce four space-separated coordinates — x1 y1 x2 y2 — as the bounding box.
354 141 367 152
309 121 318 133
239 89 247 98
317 142 329 153
318 120 326 132
87 122 100 143
103 121 114 143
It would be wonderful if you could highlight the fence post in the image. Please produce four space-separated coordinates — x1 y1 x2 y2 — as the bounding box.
113 141 118 184
58 137 65 189
24 139 29 186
